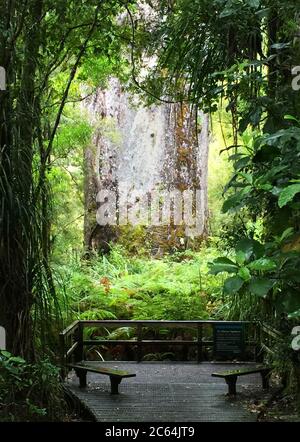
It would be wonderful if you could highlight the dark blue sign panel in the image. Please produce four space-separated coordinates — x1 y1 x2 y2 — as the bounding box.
213 323 245 358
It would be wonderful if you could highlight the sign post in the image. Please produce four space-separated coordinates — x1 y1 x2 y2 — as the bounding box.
213 323 245 359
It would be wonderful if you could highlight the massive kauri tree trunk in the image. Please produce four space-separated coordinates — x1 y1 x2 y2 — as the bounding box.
83 79 210 255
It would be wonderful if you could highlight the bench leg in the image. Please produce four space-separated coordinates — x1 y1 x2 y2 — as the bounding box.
261 370 270 390
225 376 237 396
75 369 87 388
110 376 121 395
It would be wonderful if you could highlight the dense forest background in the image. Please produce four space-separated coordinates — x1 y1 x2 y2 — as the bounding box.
1 0 300 421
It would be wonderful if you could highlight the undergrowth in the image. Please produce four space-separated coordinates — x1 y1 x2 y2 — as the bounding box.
56 245 227 323
0 351 66 422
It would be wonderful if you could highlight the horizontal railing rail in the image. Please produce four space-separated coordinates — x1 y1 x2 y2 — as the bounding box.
59 321 81 376
59 320 258 377
60 320 80 337
75 319 252 327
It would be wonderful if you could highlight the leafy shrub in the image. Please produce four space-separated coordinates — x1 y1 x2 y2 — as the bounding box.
0 351 66 422
209 233 300 321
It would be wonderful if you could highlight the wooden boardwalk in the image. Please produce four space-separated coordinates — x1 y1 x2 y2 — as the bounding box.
66 362 263 422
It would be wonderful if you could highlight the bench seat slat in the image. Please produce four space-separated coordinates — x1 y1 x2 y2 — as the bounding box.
68 363 136 378
67 362 136 394
211 366 270 378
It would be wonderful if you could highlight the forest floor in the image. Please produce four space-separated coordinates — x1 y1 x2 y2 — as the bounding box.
236 385 300 422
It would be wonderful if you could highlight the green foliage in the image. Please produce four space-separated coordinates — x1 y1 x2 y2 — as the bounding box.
0 0 132 358
219 123 300 320
2 0 300 418
50 106 91 264
133 0 299 125
209 257 239 275
0 351 65 422
208 110 235 236
221 126 300 221
279 184 300 209
210 229 300 320
56 245 225 323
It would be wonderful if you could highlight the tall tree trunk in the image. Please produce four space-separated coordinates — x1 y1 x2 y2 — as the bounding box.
0 0 43 359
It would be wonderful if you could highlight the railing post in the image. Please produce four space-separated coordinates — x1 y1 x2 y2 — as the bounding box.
137 323 142 363
59 332 67 380
197 324 203 363
74 322 84 363
254 322 258 362
257 322 264 362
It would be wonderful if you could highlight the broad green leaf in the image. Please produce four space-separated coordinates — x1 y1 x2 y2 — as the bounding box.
280 227 294 243
288 309 300 319
236 250 246 265
255 165 287 186
235 238 254 260
209 257 238 275
278 184 300 208
222 193 243 213
222 187 252 213
256 184 273 191
9 356 26 364
248 258 277 272
234 157 251 171
238 267 251 281
284 115 300 124
224 276 245 294
235 238 265 261
249 278 274 297
0 350 11 358
6 365 19 374
238 172 253 184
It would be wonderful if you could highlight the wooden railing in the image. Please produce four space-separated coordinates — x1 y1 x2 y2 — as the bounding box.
259 322 284 356
60 320 258 377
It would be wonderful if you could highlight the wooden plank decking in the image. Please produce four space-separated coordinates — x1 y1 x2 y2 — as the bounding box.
66 362 263 422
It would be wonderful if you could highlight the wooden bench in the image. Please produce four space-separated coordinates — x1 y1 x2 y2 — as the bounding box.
211 366 272 395
68 362 136 394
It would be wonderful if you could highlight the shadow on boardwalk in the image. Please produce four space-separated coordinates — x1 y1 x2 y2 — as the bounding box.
66 362 261 422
